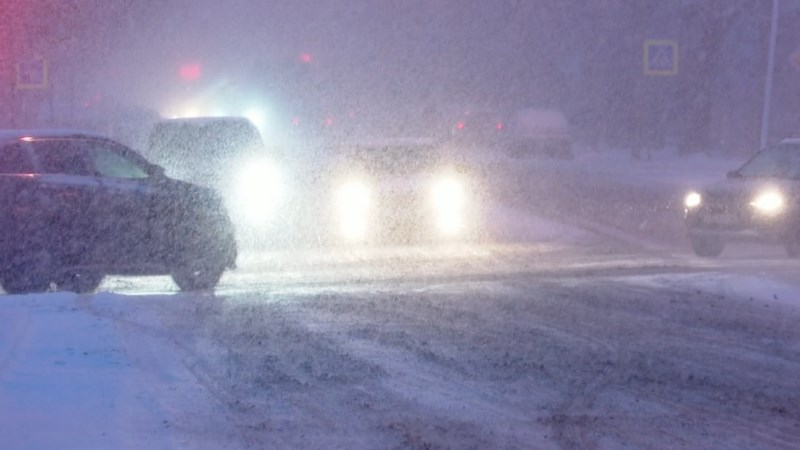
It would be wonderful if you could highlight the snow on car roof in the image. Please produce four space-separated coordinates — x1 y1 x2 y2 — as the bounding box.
154 116 256 127
349 137 440 149
779 137 800 146
0 129 108 145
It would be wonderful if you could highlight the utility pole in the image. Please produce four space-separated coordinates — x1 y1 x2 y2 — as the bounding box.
760 0 780 150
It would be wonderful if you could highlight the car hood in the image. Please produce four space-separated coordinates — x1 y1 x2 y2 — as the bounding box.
702 177 800 205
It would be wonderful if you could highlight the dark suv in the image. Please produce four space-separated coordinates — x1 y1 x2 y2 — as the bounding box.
0 130 237 294
685 138 800 257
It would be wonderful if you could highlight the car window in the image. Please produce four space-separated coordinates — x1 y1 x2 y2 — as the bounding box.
0 143 35 174
87 142 151 179
30 140 93 176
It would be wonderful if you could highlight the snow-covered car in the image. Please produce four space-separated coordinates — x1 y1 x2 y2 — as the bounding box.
503 108 573 160
145 117 286 246
685 138 800 257
324 138 482 244
0 130 237 294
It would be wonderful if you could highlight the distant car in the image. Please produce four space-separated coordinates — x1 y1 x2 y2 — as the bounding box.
449 108 573 159
503 109 573 160
325 138 482 244
685 138 800 257
146 117 286 246
0 130 237 294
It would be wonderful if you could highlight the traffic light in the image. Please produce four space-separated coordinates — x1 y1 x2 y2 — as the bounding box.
179 63 201 81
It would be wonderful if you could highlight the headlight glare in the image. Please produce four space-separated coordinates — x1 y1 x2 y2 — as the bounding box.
750 190 784 215
432 177 465 210
235 158 285 224
336 180 370 240
685 191 702 209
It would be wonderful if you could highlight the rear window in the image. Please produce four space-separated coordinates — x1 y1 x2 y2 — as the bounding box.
0 143 35 174
30 140 93 176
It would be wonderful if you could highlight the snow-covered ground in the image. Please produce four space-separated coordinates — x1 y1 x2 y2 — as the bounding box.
2 149 800 449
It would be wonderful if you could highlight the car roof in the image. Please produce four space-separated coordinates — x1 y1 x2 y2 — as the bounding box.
779 138 800 146
350 137 439 149
0 129 109 146
154 116 256 127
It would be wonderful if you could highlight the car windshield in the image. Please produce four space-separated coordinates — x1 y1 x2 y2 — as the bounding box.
346 145 444 174
735 143 800 179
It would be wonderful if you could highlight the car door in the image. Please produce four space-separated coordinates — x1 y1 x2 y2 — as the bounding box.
27 139 102 266
84 139 157 268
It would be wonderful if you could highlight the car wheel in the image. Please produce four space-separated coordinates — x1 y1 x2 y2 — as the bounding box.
171 262 225 292
0 250 54 294
57 271 104 294
690 235 725 257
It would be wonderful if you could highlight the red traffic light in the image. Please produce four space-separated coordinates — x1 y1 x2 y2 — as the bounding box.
179 63 201 81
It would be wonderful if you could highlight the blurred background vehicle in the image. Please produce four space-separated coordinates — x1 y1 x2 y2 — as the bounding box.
144 116 288 247
323 138 484 245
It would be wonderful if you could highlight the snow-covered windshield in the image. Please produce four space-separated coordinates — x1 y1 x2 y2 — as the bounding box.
736 143 800 179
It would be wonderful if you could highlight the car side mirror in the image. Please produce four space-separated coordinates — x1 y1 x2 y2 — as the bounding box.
149 164 166 178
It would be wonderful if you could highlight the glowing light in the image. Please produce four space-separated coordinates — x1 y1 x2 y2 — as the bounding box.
179 63 202 81
431 177 466 210
456 121 465 130
684 191 702 209
244 107 266 128
299 53 313 64
336 180 370 240
234 158 285 225
750 190 784 215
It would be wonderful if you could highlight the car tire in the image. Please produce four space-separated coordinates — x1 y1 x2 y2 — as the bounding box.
171 262 225 292
57 271 104 294
0 250 54 294
690 235 725 257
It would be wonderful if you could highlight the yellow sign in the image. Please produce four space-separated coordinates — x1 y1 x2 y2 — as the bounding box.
644 40 678 76
15 58 49 90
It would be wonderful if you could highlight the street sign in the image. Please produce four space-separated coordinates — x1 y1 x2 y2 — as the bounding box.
643 40 678 76
15 58 49 89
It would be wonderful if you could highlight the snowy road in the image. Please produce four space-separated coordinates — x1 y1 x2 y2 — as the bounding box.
2 153 800 449
2 239 800 449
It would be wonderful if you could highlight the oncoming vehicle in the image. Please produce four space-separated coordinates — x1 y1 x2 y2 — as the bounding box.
327 139 482 244
685 138 800 257
146 117 285 245
0 130 237 294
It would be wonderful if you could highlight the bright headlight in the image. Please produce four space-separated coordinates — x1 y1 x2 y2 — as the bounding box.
750 190 784 215
685 191 702 209
432 177 466 236
235 158 285 224
336 180 370 240
432 177 466 210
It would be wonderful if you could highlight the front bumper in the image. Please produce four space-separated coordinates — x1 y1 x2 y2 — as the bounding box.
685 207 793 244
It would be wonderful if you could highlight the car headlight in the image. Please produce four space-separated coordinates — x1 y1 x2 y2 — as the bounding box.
684 191 702 209
750 190 784 215
234 158 285 224
431 177 466 235
432 177 466 210
335 180 370 240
